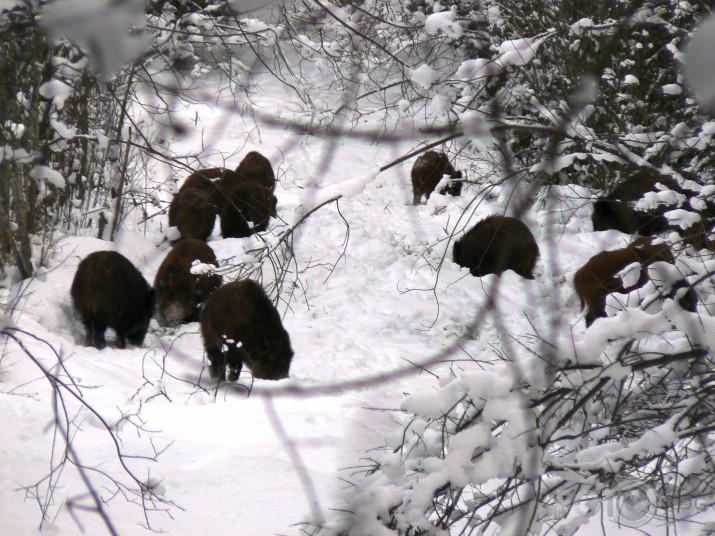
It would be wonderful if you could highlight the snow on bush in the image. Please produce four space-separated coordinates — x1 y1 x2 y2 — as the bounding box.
424 7 463 40
308 269 715 535
496 35 550 68
410 64 440 91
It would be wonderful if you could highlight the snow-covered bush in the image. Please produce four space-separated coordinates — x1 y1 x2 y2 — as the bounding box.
306 299 715 534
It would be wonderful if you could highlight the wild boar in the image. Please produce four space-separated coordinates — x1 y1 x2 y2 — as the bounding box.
592 168 695 235
452 215 539 279
200 279 293 381
574 238 696 326
235 151 276 192
220 180 277 238
154 239 222 326
71 250 155 349
411 150 463 205
168 187 218 241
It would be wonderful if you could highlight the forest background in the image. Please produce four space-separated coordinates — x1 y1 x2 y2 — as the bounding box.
3 0 715 535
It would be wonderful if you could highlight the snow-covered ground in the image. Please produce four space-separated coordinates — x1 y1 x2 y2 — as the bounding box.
2 63 713 535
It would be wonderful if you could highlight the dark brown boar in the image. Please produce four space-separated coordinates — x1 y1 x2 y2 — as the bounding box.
220 180 277 238
200 279 293 382
71 250 155 349
179 167 224 194
154 239 222 326
213 168 253 208
411 150 463 205
452 215 539 279
214 168 246 193
168 187 218 241
182 167 246 207
591 198 669 235
574 238 696 327
235 151 276 192
592 168 696 235
608 169 684 202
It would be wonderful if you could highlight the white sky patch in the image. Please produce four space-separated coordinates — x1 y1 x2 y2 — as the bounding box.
410 64 440 90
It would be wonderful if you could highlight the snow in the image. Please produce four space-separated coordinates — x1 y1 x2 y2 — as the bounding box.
3 33 715 536
664 208 701 230
409 63 440 90
50 118 76 139
570 18 594 35
662 83 682 95
497 36 548 67
456 58 500 80
29 164 66 187
38 79 73 110
2 69 488 535
424 7 463 40
428 92 450 115
241 18 270 33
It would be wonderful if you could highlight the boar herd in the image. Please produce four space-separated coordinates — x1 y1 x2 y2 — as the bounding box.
69 148 709 383
413 151 705 327
169 151 278 242
71 151 293 383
